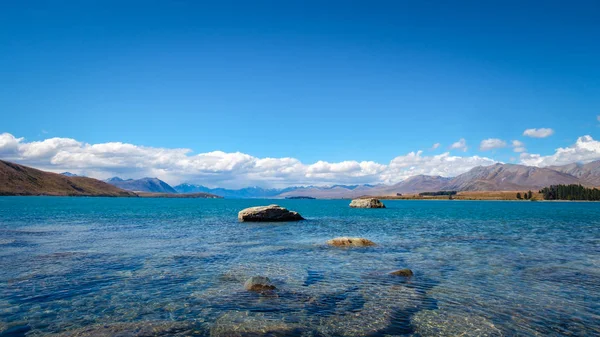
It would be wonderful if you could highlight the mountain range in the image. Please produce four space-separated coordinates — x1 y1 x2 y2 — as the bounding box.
173 161 600 199
55 159 600 199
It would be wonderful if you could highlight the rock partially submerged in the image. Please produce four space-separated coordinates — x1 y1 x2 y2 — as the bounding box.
238 205 304 222
349 198 386 208
244 276 276 292
390 269 414 277
327 237 376 247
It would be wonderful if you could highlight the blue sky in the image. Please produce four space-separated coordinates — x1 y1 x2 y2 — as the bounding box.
1 1 599 187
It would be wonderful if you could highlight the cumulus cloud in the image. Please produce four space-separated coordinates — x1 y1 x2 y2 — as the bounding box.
519 135 600 167
523 128 554 138
450 138 467 152
479 138 507 151
0 132 504 188
431 143 440 150
512 140 526 153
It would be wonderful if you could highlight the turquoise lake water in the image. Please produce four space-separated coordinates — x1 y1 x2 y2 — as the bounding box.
0 197 599 336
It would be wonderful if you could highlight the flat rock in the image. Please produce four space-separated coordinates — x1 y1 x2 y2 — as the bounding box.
327 237 376 247
349 198 386 208
238 205 304 222
244 276 276 292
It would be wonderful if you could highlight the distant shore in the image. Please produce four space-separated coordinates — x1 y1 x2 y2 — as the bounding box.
359 191 544 201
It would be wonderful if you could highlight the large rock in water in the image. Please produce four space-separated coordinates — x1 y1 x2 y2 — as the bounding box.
327 237 376 247
349 198 385 208
238 205 304 222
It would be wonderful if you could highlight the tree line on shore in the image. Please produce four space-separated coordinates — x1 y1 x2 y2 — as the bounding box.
538 184 600 201
516 191 533 200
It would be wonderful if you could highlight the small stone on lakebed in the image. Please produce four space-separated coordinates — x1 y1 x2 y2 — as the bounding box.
244 276 276 292
327 237 376 247
390 269 414 277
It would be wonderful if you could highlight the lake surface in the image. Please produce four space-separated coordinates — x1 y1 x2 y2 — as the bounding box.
0 197 599 336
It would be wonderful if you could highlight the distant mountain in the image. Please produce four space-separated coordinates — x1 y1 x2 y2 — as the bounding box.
549 161 600 186
0 160 136 197
61 172 79 177
106 177 177 193
277 184 377 199
173 184 297 198
443 163 582 191
380 175 452 194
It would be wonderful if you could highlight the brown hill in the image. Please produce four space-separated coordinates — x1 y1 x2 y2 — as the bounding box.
444 163 582 191
549 161 600 186
0 160 137 197
378 175 452 194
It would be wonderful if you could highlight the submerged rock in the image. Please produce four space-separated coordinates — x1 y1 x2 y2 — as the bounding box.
411 309 503 336
238 205 304 222
244 276 276 292
317 285 423 336
47 321 197 337
390 269 414 277
327 237 376 247
349 198 386 208
210 311 307 337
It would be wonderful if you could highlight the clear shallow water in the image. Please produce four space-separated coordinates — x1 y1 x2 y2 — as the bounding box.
0 197 599 336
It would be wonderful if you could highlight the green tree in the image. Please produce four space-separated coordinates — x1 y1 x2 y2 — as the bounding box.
516 192 522 199
527 190 533 199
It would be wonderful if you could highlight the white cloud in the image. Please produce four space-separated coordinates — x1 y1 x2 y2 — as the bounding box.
479 138 507 151
0 132 505 188
519 135 600 167
450 138 467 152
431 143 440 150
523 128 554 138
597 115 600 122
512 140 526 153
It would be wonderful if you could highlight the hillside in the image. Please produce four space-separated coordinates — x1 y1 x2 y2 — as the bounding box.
377 175 452 194
443 163 582 191
106 177 177 193
549 161 600 186
0 160 137 197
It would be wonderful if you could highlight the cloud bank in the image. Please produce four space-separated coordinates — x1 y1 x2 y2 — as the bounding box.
2 133 599 188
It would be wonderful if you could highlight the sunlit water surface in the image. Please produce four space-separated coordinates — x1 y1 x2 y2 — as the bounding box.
0 197 599 336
